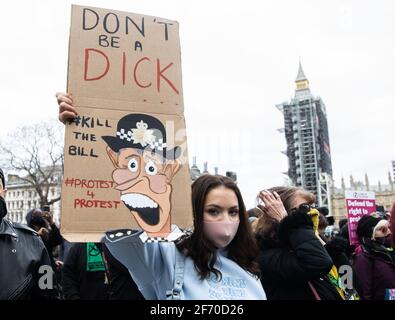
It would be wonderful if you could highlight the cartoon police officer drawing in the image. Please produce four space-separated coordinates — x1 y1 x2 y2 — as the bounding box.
102 114 184 243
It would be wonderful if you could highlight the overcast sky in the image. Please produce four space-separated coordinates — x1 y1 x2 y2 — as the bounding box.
1 0 394 208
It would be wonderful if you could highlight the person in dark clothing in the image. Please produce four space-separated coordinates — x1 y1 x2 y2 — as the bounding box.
325 236 353 273
254 187 343 300
338 221 356 260
0 168 57 300
59 238 73 263
339 218 348 231
325 234 361 299
353 214 395 300
102 243 145 300
326 216 335 226
26 210 63 254
26 208 64 266
61 242 109 300
26 208 64 288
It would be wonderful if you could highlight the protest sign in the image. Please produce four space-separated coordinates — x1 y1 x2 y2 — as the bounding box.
61 5 192 242
345 190 376 246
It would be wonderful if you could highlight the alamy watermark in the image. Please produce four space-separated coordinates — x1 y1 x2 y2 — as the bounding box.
339 265 353 291
38 265 54 290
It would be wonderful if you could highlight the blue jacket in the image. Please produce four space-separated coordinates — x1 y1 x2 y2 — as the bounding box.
104 225 266 300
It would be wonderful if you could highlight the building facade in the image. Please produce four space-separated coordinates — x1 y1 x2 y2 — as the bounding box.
190 156 236 182
5 167 62 226
277 62 333 206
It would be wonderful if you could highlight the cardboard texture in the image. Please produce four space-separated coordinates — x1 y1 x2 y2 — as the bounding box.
61 5 192 242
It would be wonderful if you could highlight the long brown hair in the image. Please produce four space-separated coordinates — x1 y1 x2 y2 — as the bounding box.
177 174 260 279
266 186 315 213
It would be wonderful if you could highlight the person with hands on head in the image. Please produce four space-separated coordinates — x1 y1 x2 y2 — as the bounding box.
254 186 343 300
256 190 287 222
251 190 287 233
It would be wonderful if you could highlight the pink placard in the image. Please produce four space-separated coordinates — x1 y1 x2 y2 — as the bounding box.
345 191 376 246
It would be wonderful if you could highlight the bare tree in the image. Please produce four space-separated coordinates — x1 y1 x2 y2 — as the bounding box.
0 120 64 208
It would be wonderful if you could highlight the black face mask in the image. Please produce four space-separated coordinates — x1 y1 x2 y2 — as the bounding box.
376 234 393 248
0 196 7 220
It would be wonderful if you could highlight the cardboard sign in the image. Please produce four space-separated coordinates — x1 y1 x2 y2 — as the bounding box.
61 5 192 242
345 190 376 246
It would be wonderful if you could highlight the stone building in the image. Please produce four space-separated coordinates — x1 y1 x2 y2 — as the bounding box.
276 62 333 207
190 156 236 182
5 166 62 226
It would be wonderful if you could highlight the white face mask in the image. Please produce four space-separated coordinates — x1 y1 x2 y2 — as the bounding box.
203 220 240 249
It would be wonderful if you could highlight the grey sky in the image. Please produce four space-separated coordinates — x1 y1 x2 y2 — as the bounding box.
1 0 394 208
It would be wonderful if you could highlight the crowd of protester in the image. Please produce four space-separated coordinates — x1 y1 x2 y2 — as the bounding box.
1 164 395 300
0 93 394 300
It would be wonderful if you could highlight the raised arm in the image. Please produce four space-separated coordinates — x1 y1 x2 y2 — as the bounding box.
103 232 177 300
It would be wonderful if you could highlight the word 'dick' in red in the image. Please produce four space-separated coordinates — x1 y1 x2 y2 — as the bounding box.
83 48 179 95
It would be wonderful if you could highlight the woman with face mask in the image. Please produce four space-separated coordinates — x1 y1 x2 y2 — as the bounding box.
353 214 395 300
253 186 344 300
105 174 266 300
56 93 265 300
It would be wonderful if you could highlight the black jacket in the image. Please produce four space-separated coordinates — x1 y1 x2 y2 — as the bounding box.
102 242 144 300
44 223 63 260
0 214 57 299
325 236 351 270
61 243 109 300
257 210 343 300
26 213 63 266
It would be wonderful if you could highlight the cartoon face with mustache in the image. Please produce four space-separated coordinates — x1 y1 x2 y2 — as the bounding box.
102 114 181 238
